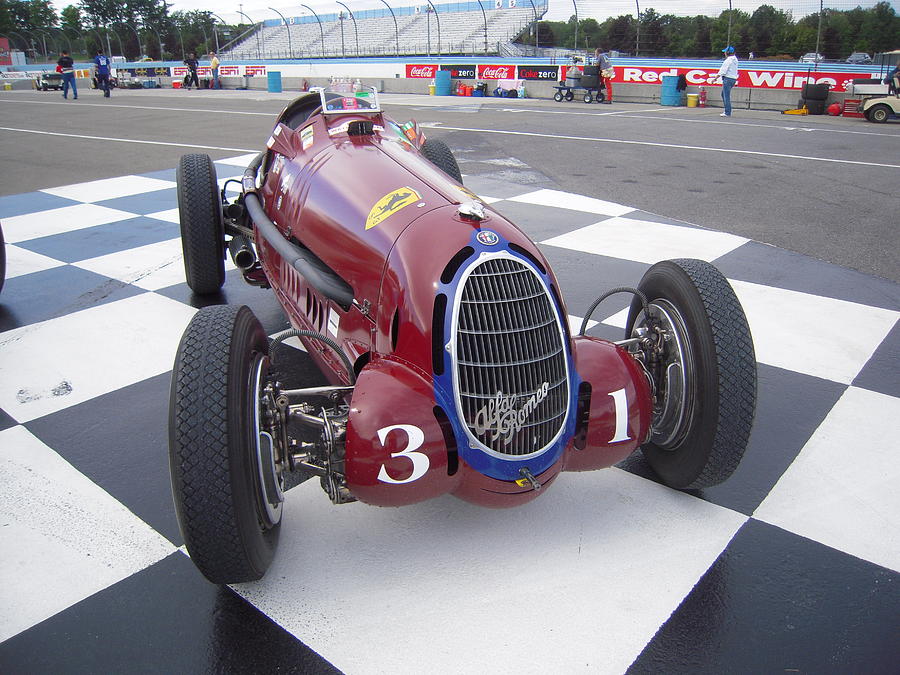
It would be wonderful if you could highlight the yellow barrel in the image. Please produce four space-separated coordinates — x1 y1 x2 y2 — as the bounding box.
428 84 436 96
686 93 699 107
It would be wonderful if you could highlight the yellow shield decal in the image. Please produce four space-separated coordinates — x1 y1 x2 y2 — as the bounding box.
365 187 421 230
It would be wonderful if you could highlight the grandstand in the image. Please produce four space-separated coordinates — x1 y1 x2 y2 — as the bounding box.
219 1 547 59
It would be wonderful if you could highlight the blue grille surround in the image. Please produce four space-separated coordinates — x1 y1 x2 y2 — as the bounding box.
433 230 578 481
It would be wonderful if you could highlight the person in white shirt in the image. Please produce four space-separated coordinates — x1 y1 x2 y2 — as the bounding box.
716 46 739 117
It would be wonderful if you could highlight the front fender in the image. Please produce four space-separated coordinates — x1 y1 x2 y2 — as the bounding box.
345 357 460 506
563 337 652 472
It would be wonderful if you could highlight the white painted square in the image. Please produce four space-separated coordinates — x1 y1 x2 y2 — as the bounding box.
542 216 748 264
0 293 197 423
510 189 636 218
146 208 180 224
2 204 139 243
754 387 900 573
3 244 66 278
215 153 259 168
0 426 175 642
568 313 599 334
75 238 186 291
41 175 175 203
233 469 746 675
729 280 898 384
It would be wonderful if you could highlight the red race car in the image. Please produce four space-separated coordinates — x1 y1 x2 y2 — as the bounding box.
169 87 757 584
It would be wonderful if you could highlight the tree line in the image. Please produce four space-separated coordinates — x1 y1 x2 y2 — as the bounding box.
1 0 243 60
525 2 898 60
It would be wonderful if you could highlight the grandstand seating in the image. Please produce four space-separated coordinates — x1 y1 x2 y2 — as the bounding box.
220 4 544 59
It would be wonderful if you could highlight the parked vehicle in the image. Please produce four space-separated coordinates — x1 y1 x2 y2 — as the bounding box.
799 52 824 63
859 95 900 122
33 71 63 91
169 86 758 584
846 52 872 64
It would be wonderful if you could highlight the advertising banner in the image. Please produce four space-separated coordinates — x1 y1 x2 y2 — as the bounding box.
615 65 869 93
440 64 477 79
0 37 11 66
406 64 439 78
518 65 559 81
477 64 516 80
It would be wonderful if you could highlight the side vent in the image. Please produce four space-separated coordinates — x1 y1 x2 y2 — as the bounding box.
440 246 474 284
391 309 400 352
433 406 459 475
432 293 447 375
509 243 546 275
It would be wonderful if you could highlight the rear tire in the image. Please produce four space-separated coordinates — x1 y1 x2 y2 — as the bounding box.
554 91 564 102
169 305 283 584
583 92 593 104
421 138 463 183
176 154 225 294
626 259 756 489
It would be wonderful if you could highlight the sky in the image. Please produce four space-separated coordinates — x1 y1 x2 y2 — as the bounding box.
56 0 899 24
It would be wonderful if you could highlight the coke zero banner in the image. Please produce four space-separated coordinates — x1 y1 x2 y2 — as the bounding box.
441 64 477 79
518 66 559 81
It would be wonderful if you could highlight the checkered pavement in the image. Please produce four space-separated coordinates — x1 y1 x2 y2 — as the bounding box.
1 157 897 673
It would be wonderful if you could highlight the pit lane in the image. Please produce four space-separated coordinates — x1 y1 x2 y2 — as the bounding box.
1 87 898 281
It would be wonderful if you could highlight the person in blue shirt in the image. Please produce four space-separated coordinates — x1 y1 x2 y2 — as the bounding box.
94 49 112 98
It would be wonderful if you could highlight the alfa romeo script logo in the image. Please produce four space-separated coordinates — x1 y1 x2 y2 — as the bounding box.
473 382 550 445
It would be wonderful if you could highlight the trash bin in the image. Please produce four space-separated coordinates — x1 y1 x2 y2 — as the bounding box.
428 84 435 95
686 93 699 107
267 71 282 93
435 69 451 96
660 75 682 105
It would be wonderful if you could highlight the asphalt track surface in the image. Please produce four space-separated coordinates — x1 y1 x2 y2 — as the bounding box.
1 86 898 283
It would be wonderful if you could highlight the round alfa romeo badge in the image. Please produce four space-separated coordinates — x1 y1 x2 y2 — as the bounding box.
476 230 499 246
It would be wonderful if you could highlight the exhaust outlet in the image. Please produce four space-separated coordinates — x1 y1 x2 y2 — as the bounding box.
229 235 257 270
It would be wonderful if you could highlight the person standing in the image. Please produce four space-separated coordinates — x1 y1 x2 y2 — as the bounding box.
57 50 77 100
715 45 739 117
209 51 221 89
183 52 200 90
594 46 614 104
94 49 112 98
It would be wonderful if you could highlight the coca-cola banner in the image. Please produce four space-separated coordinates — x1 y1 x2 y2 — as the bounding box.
440 64 477 79
406 64 439 78
518 65 559 81
617 66 865 93
477 64 516 80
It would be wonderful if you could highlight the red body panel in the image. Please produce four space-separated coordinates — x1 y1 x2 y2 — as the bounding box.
255 101 656 507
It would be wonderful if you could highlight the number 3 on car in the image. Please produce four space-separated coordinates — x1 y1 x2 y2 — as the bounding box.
377 425 429 484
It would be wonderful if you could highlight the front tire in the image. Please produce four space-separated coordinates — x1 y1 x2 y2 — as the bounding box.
869 104 890 123
626 259 756 489
169 304 283 584
421 138 463 183
554 91 564 102
176 153 225 294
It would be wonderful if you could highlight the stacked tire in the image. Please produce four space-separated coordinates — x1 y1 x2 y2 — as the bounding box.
798 83 829 115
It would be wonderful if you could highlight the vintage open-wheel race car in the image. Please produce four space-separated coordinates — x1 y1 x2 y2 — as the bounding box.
169 86 757 584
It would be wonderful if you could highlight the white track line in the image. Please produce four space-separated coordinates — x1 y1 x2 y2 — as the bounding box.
0 126 255 153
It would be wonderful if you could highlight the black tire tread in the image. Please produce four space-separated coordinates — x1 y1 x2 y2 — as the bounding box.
629 259 757 489
177 154 225 294
421 138 463 183
169 304 277 583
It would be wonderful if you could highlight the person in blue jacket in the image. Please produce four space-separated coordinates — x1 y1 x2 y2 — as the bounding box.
94 49 112 98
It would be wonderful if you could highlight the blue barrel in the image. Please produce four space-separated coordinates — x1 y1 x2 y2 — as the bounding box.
434 69 451 96
267 71 282 93
660 75 682 106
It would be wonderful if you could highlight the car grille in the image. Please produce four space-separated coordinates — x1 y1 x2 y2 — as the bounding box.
454 255 569 456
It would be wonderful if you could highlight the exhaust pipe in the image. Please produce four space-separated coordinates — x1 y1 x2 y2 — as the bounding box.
228 235 257 271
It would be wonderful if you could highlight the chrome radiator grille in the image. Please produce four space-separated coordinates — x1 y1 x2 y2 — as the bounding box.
454 256 569 456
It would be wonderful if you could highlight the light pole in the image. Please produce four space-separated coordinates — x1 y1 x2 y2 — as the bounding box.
527 0 538 53
378 0 399 57
123 23 142 59
269 7 293 58
212 14 229 53
474 0 488 54
424 0 440 55
336 2 359 58
236 10 262 58
572 0 578 51
726 0 733 49
634 0 640 57
147 25 164 59
300 4 326 58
